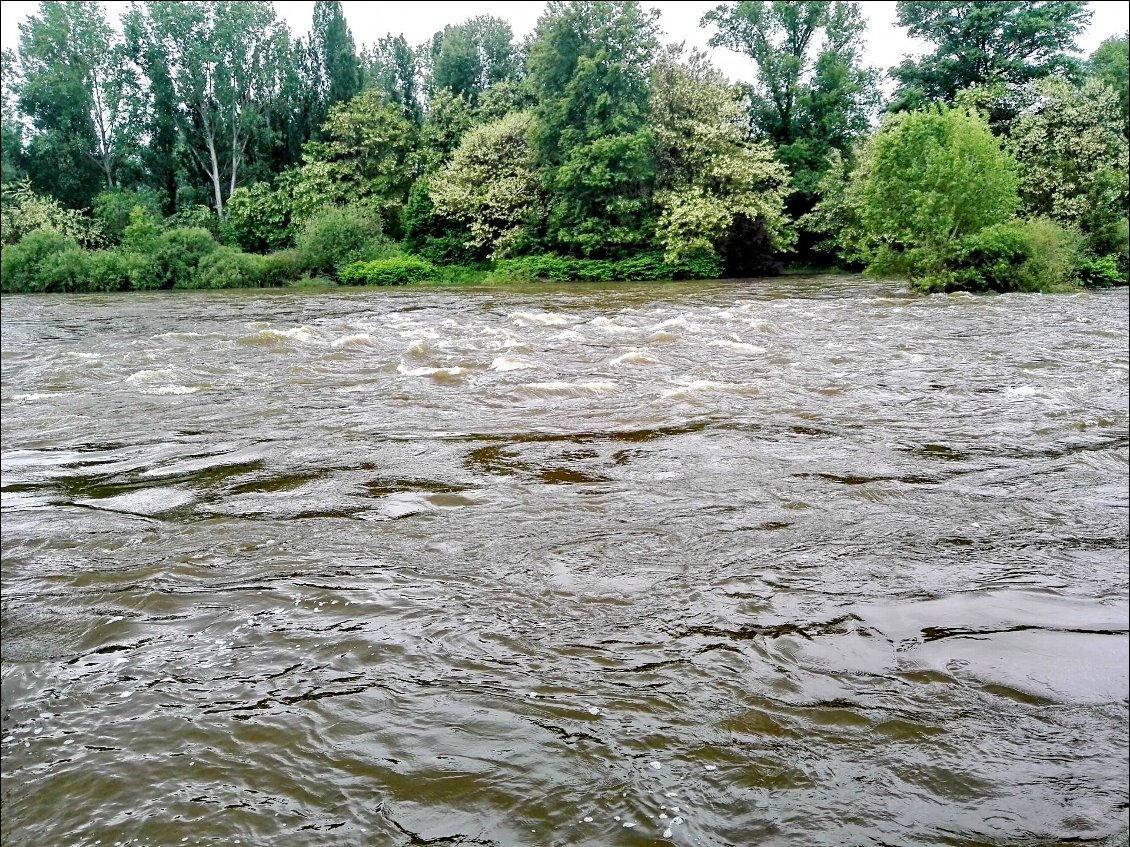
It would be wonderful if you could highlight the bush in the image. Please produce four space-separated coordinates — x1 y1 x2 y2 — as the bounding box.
294 205 394 277
260 249 308 287
93 187 164 245
339 256 437 286
0 229 77 292
37 247 91 293
226 182 293 252
165 205 221 238
1076 254 1126 288
128 227 218 290
84 250 135 292
488 251 722 283
191 247 267 289
920 218 1083 293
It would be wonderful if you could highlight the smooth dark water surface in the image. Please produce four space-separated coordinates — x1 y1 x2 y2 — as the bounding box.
2 277 1128 846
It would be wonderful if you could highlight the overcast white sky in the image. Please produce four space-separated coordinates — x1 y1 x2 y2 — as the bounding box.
1 1 1127 86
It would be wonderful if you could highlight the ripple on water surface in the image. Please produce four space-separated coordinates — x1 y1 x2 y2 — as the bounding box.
1 278 1128 847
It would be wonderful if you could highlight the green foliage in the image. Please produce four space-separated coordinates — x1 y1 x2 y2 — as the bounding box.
403 176 477 263
293 204 394 277
890 1 1092 108
121 204 162 252
1 180 102 246
226 182 293 252
192 246 268 289
339 256 436 285
37 247 93 293
164 205 222 239
427 16 520 105
0 228 77 292
489 251 721 283
527 1 660 257
137 226 218 290
649 47 793 266
311 1 361 110
363 35 422 126
862 106 1019 278
93 187 163 245
703 2 878 152
15 0 135 206
125 1 290 217
1089 34 1129 138
291 89 416 230
260 249 309 286
1076 253 1126 288
430 111 545 258
921 218 1082 293
1008 78 1129 257
83 249 135 291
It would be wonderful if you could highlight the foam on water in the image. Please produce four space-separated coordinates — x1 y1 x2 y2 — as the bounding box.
512 311 572 327
490 357 532 372
610 350 658 366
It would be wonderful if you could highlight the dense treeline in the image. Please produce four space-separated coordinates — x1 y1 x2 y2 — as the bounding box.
1 0 1126 294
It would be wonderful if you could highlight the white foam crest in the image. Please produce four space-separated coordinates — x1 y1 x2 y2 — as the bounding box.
611 349 658 366
62 351 101 359
646 330 679 343
151 385 199 395
405 339 432 357
708 339 766 355
397 363 468 382
151 331 214 342
587 316 635 334
490 357 532 372
550 329 587 342
1005 385 1039 397
512 310 572 327
660 380 760 401
652 315 692 330
244 325 322 345
126 369 174 385
331 333 377 349
12 392 65 402
517 380 618 397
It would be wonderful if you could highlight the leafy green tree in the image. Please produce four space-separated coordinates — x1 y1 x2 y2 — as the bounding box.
127 2 290 218
363 36 422 126
1009 77 1129 257
415 89 475 173
311 1 360 110
860 106 1019 278
426 17 520 106
15 1 138 205
1 50 26 186
703 1 878 260
649 48 793 264
290 89 417 230
92 186 164 245
226 181 294 252
430 110 545 258
527 1 660 257
0 179 103 246
1089 34 1129 138
890 1 1092 109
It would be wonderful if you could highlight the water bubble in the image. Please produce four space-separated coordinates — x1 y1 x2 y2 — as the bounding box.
583 816 593 823
704 764 717 771
588 706 601 715
622 821 636 828
649 761 662 770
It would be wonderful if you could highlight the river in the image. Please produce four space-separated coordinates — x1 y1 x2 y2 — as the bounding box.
2 276 1128 846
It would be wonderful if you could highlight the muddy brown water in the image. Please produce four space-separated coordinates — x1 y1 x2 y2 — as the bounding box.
1 277 1127 847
